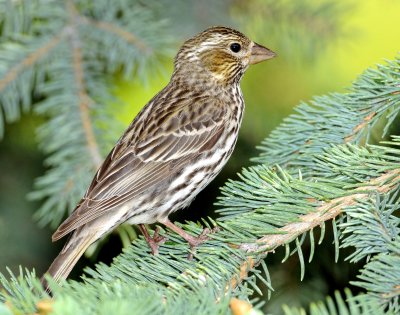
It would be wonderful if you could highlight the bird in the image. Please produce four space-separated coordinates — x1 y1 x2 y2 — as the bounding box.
41 26 275 289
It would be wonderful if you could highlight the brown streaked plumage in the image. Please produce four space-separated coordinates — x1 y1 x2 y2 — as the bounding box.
42 26 275 290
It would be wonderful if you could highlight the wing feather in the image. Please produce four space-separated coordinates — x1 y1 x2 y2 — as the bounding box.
52 95 229 241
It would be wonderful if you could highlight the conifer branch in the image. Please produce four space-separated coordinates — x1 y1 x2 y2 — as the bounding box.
66 0 102 168
0 34 62 93
254 56 400 167
225 165 400 290
240 167 400 253
344 112 376 143
227 257 255 291
84 17 150 53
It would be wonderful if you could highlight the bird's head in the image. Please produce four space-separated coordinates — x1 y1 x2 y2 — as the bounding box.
173 26 276 85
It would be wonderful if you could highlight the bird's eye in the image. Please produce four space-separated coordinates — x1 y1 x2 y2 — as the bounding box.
230 43 241 53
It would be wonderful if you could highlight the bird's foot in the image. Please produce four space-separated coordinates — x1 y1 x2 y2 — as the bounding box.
161 219 219 260
187 226 220 247
139 225 167 255
148 227 168 255
186 227 219 260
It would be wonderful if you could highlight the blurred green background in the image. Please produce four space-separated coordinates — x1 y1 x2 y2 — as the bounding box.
1 0 399 312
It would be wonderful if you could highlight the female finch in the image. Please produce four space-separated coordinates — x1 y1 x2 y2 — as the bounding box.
42 26 275 289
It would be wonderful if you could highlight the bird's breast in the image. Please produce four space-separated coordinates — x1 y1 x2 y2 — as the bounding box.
209 85 245 165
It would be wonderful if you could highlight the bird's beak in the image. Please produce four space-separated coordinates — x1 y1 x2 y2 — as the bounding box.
249 42 276 65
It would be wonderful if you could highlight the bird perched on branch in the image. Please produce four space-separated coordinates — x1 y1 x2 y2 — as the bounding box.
42 26 275 289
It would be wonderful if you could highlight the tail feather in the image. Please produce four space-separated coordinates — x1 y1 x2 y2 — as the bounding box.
41 234 95 292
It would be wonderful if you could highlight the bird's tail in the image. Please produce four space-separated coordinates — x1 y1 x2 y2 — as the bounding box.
41 232 96 292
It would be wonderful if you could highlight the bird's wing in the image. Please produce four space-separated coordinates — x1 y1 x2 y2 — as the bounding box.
52 95 229 240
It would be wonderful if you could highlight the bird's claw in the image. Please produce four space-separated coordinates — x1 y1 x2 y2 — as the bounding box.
146 227 168 255
187 226 220 260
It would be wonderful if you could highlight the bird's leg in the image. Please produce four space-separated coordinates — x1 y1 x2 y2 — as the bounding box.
161 219 218 259
138 224 167 255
